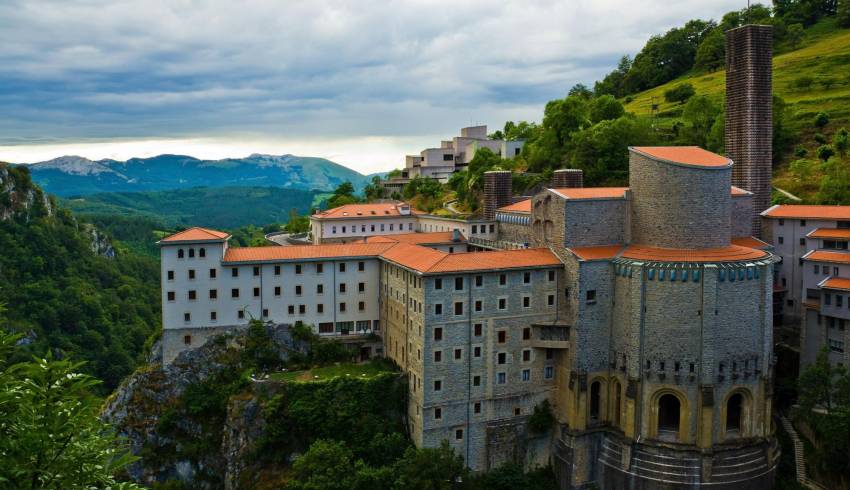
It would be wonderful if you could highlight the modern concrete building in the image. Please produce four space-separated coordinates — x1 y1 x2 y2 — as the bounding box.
160 145 778 488
761 205 850 368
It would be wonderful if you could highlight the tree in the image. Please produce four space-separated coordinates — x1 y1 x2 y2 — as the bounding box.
285 208 310 233
818 145 836 161
839 0 850 27
363 175 385 201
814 112 830 129
392 441 468 490
568 83 593 99
589 95 625 124
594 56 632 98
326 181 360 209
286 439 358 490
664 83 696 104
681 96 721 148
569 116 656 186
790 158 815 181
787 23 805 49
833 127 849 156
694 28 725 72
0 331 142 489
542 96 590 146
818 157 850 203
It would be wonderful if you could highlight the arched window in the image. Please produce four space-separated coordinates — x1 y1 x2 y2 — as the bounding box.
727 393 743 434
590 381 601 422
613 380 622 427
188 248 195 258
177 248 184 258
658 394 681 439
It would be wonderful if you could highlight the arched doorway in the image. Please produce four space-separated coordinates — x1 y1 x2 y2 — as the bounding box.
658 394 681 440
726 393 743 435
590 381 601 422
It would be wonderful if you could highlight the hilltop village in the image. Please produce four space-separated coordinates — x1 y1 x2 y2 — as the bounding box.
156 25 849 489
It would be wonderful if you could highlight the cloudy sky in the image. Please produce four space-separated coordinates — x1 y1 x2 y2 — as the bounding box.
0 0 741 173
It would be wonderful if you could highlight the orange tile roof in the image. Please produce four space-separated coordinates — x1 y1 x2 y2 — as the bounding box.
803 300 820 311
731 186 752 197
731 236 771 249
380 243 561 274
223 242 396 263
630 146 731 168
498 199 531 213
159 227 230 243
569 245 624 261
621 244 768 263
820 277 850 292
365 231 462 244
550 187 629 200
379 242 448 271
312 202 423 219
807 228 850 239
803 250 850 265
762 205 850 220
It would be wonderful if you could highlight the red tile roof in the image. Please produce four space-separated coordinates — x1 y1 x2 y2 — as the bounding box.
223 243 396 263
365 231 463 244
498 199 531 213
803 250 850 265
731 236 771 249
312 202 423 219
159 227 230 243
621 244 768 262
762 205 850 220
631 146 731 168
550 187 629 200
731 186 752 197
820 277 850 292
569 245 624 261
806 228 850 239
380 243 561 273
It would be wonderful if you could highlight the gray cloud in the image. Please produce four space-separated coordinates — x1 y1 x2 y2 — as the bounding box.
0 0 742 164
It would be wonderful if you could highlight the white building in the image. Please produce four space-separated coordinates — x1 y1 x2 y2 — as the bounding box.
310 202 421 244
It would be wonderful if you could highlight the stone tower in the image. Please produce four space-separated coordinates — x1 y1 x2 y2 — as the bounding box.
552 168 584 188
483 170 512 220
725 24 773 238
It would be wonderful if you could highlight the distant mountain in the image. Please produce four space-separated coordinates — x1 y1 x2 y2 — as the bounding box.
63 186 327 229
22 153 370 197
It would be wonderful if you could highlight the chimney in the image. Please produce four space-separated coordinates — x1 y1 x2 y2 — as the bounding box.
552 169 583 188
725 24 772 238
483 170 512 221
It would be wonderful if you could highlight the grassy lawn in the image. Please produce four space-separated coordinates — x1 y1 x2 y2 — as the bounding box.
269 360 394 383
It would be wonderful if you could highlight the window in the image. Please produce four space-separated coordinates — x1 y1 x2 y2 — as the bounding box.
778 218 785 226
358 261 365 271
295 264 302 274
499 274 507 286
339 302 346 312
435 304 443 315
474 402 481 414
199 248 206 258
829 339 844 352
435 278 443 290
472 225 478 234
299 305 306 314
835 267 840 276
271 286 280 297
455 277 463 290
434 350 442 362
523 327 531 340
523 296 531 308
548 270 555 281
490 224 495 233
339 283 346 293
498 353 507 364
167 291 175 301
434 380 442 392
825 293 832 306
339 263 346 273
263 309 269 318
188 269 195 280
815 265 821 274
316 263 324 273
522 349 531 362
475 275 483 287
434 327 443 341
274 265 281 275
209 289 217 299
726 393 743 434
209 268 217 279
358 282 365 293
288 305 295 315
800 219 807 227
522 369 531 381
497 372 507 384
474 323 482 336
473 375 481 386
167 270 174 280
778 236 784 244
184 335 191 345
380 224 385 231
800 238 806 246
253 287 260 297
184 312 191 322
544 366 554 379
238 310 245 319
231 267 239 278
210 311 217 321
546 349 554 360
177 249 184 259
838 295 844 308
658 394 681 439
358 301 365 311
548 294 555 306
317 303 324 313
231 288 239 298
498 331 506 343
523 272 531 284
473 346 481 358
498 298 506 310
332 226 337 234
454 302 463 315
586 290 597 303
188 248 195 258
434 408 442 420
455 428 463 440
316 284 323 294
474 300 482 312
253 266 260 276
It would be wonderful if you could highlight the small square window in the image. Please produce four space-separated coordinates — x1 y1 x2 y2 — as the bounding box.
167 270 174 280
455 429 463 440
498 353 506 364
473 375 481 386
238 310 245 319
209 289 217 299
498 331 506 343
231 268 239 278
434 350 442 362
188 290 197 300
435 278 443 290
167 291 175 301
586 290 596 303
184 335 192 345
231 288 239 298
210 311 217 321
183 312 191 322
454 348 462 360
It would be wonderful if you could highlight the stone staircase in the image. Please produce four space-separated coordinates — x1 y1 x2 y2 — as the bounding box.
778 415 828 490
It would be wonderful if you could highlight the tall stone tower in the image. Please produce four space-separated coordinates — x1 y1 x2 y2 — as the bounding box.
552 168 584 188
482 170 512 220
725 24 773 237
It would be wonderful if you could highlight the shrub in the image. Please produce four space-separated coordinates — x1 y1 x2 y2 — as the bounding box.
818 145 836 161
528 399 556 433
795 146 808 158
814 112 830 129
664 83 696 104
834 128 849 156
815 133 828 144
793 76 814 90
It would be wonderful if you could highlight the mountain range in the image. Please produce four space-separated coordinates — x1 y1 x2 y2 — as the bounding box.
21 153 372 197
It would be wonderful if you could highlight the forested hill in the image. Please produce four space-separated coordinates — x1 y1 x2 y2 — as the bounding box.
0 163 160 391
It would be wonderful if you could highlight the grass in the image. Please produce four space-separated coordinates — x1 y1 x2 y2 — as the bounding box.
622 19 850 202
269 360 394 383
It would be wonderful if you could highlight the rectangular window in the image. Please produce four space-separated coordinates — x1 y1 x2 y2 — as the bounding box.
231 288 239 298
358 282 365 293
299 304 306 314
544 366 554 379
523 327 531 340
454 348 462 360
455 277 463 291
253 287 260 297
274 286 281 296
184 334 192 344
232 268 239 278
475 275 483 287
522 349 531 362
184 312 191 322
316 284 323 294
210 311 217 321
238 310 245 319
498 298 506 310
434 380 442 392
800 238 806 246
295 264 302 274
188 269 195 280
497 353 506 364
358 301 365 311
473 346 481 358
497 372 506 384
498 330 506 343
339 302 346 312
188 248 195 258
434 327 443 341
523 296 530 308
274 265 281 275
523 272 531 284
199 248 205 258
167 291 175 301
167 270 174 280
317 303 324 313
546 349 554 360
434 350 442 362
472 225 478 234
815 264 820 274
454 302 463 315
253 266 260 276
548 294 555 306
435 278 442 290
434 408 442 420
316 263 323 274
339 283 346 293
474 300 482 312
209 289 217 299
548 270 555 281
435 304 443 315
586 290 597 303
263 308 269 318
522 369 531 381
499 274 507 285
339 263 346 273
474 323 482 336
455 428 463 440
358 261 365 272
474 402 481 414
473 375 481 386
209 268 216 279
778 236 784 244
288 305 295 315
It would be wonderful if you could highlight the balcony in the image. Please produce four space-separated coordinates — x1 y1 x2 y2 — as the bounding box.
530 323 570 349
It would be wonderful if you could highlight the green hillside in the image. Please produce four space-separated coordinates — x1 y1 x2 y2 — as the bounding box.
623 18 850 201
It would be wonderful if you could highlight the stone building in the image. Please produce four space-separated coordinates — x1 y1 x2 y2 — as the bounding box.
159 145 778 488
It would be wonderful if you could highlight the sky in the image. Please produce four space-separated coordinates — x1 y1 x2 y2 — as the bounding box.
0 0 743 174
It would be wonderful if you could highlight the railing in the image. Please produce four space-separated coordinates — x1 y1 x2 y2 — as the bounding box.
531 324 570 349
468 236 529 250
